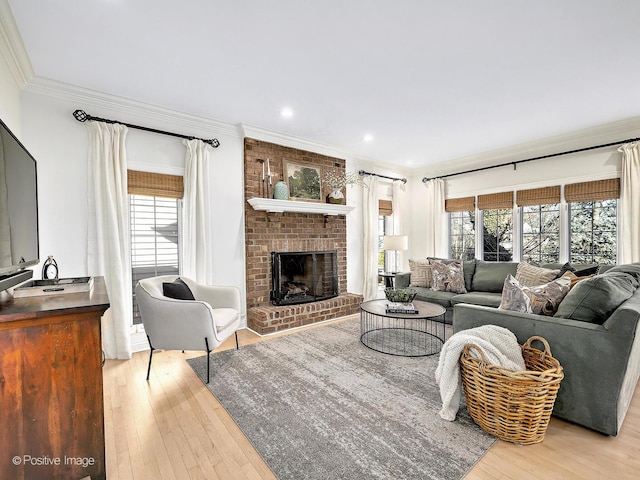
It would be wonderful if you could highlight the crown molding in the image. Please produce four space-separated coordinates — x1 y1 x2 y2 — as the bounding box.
23 76 243 139
0 0 34 88
242 123 355 160
422 116 640 179
242 123 414 180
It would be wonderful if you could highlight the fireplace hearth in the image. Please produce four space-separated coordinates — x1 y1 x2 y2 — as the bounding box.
271 250 338 306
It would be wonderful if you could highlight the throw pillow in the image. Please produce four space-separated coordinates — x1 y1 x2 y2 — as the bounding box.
561 271 595 290
408 258 432 288
554 271 638 324
515 261 559 287
558 262 600 277
430 260 467 294
162 277 195 300
498 275 531 312
499 275 571 315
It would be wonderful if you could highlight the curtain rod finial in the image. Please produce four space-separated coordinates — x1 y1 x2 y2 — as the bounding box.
73 109 88 122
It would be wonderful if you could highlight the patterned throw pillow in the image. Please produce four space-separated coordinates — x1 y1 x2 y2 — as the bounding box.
430 260 467 294
409 258 432 288
515 262 560 287
561 271 595 290
499 275 571 315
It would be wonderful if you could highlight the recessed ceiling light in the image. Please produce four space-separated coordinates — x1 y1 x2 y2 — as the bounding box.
363 134 374 142
281 107 294 118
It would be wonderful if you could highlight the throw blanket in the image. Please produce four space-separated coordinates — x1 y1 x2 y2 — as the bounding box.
435 325 526 421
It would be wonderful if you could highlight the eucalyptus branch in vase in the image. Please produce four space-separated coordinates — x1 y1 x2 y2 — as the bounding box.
322 168 367 204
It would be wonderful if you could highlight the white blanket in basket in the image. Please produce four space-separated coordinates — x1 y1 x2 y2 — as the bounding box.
435 325 526 421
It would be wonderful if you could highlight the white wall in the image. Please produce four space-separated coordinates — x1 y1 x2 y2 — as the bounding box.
410 118 640 261
19 84 248 321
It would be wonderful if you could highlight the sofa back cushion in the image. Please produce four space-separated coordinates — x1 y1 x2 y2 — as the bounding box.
554 270 639 324
471 260 518 293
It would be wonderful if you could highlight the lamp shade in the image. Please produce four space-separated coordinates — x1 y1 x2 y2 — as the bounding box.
383 235 408 251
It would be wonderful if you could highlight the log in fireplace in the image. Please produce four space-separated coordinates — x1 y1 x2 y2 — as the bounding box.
271 250 338 306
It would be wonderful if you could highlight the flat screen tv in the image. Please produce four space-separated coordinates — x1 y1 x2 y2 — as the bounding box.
0 118 39 291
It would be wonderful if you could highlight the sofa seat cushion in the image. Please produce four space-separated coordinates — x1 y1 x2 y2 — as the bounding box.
412 287 456 308
471 260 518 293
450 292 503 308
554 271 639 324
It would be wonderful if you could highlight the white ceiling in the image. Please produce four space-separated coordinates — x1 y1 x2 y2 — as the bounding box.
7 0 640 169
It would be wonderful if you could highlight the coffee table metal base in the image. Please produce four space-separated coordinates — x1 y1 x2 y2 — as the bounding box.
360 300 446 357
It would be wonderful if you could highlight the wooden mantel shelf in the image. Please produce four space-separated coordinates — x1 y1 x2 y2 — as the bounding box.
247 197 355 216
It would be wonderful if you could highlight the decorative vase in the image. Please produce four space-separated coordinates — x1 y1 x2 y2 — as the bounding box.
326 187 345 204
273 181 289 200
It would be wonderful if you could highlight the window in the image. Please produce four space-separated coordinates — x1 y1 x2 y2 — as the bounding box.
478 192 513 262
482 208 513 261
449 210 476 260
130 195 181 324
378 199 392 281
521 204 560 263
128 169 184 326
566 178 620 266
569 199 617 265
446 196 476 260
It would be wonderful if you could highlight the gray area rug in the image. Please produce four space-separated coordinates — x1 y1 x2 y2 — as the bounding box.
187 318 495 480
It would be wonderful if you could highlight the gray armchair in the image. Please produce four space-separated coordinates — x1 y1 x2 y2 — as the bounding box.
135 275 241 383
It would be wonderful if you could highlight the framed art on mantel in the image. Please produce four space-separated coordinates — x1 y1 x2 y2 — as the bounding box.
284 161 322 202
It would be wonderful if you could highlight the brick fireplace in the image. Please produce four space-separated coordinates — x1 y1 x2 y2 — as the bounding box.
244 138 363 334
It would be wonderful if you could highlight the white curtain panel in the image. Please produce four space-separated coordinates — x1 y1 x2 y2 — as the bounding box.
182 139 213 284
362 175 379 301
425 178 447 258
619 142 640 264
392 180 404 235
87 122 133 360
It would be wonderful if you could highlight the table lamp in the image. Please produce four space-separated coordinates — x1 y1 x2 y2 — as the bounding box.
383 235 408 273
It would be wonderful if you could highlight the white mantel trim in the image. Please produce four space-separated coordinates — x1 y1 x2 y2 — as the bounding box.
248 197 355 216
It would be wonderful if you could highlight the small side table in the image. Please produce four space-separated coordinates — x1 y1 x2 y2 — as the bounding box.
379 272 402 288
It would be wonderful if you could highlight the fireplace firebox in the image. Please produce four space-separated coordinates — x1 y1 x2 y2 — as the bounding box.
271 250 338 306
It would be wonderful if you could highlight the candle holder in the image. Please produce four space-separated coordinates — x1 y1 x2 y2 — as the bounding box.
256 159 266 197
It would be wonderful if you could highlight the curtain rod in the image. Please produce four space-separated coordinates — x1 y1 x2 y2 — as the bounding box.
421 136 640 183
72 109 221 148
358 170 407 184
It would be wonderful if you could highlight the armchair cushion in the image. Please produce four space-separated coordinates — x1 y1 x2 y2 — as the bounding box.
163 277 195 300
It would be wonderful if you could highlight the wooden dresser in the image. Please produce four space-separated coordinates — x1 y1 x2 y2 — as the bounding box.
0 277 109 480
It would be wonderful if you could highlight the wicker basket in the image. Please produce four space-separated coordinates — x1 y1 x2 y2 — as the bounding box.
459 336 564 445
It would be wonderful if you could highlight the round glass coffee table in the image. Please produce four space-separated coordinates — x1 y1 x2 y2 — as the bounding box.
360 299 447 357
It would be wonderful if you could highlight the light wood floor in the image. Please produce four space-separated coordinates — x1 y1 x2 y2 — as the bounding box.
104 316 640 480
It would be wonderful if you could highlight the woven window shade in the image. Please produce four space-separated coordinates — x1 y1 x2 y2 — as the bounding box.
379 199 392 216
445 196 475 212
128 170 184 199
477 191 514 210
565 178 620 202
516 186 561 206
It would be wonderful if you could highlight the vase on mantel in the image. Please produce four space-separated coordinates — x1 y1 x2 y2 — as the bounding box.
326 187 345 204
273 181 289 200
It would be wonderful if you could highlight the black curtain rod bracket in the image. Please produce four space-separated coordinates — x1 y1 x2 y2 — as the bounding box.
72 109 220 148
422 136 640 183
358 170 407 184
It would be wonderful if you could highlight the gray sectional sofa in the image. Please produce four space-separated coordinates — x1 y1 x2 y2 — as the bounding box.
396 259 640 436
395 259 527 324
454 263 640 436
